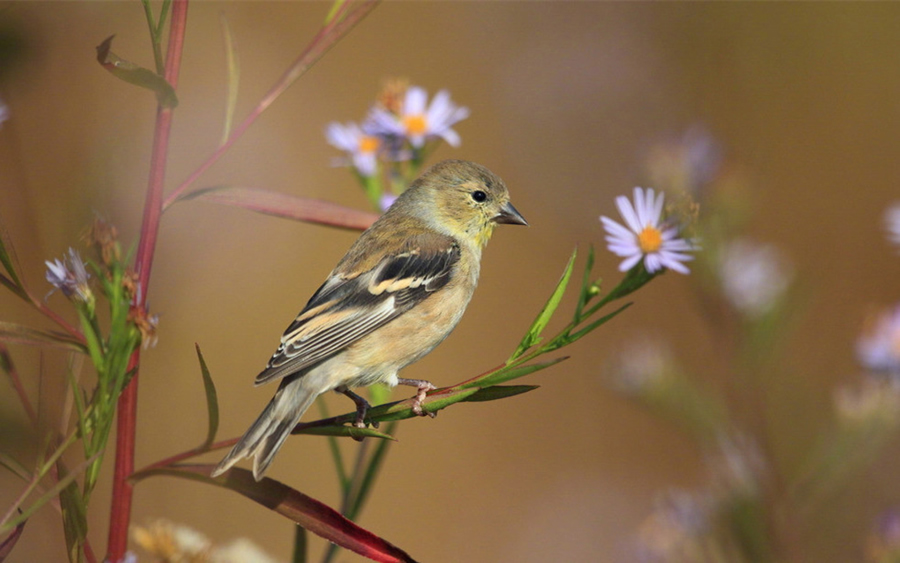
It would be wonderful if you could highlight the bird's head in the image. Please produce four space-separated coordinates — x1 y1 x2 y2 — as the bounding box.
407 159 527 248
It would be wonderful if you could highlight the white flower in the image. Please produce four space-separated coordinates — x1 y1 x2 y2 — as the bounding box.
606 336 672 394
367 86 469 148
885 202 900 249
600 187 696 274
718 238 792 317
325 121 381 177
857 304 900 375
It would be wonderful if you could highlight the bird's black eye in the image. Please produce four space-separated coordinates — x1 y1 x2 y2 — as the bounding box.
471 190 487 203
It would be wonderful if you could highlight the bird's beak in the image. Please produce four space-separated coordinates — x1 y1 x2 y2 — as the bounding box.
494 201 528 226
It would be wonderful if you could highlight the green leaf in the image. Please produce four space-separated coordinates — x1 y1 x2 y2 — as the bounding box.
179 186 379 231
347 420 398 520
460 357 568 389
0 322 84 351
461 385 539 403
58 473 88 563
0 454 30 483
219 13 240 145
295 387 482 432
195 344 219 448
295 425 396 441
95 35 178 108
0 229 22 289
134 464 419 563
510 250 577 360
0 273 29 302
292 525 308 563
574 246 596 323
568 302 632 343
325 0 349 25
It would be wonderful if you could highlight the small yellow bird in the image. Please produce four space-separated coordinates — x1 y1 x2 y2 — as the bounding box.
212 160 527 480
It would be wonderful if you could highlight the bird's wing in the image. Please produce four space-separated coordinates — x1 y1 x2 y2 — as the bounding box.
254 237 460 385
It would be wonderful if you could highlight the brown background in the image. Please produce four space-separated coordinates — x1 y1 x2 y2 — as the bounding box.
2 2 900 562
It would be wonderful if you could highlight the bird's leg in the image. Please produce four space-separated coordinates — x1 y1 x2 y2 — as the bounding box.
336 386 378 438
397 378 437 418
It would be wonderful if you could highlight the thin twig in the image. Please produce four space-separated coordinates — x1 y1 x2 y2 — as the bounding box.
0 344 37 426
161 0 380 210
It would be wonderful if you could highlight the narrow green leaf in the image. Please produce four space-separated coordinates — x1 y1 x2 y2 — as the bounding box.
510 250 577 360
574 246 596 323
219 13 240 145
292 525 307 563
95 35 178 108
295 387 482 432
325 0 349 25
347 420 397 521
295 425 396 441
568 302 632 343
0 230 22 289
58 478 87 563
316 400 349 489
135 464 419 563
370 387 480 421
0 273 28 302
179 185 379 231
460 357 568 389
0 513 24 562
195 344 219 448
0 322 84 352
461 385 539 403
0 455 30 483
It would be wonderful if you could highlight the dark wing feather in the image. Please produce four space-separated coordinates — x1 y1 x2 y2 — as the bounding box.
254 240 460 385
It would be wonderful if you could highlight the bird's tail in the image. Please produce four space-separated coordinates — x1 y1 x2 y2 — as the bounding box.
211 376 318 481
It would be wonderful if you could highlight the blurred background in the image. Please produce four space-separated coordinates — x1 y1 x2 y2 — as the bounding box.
2 2 900 562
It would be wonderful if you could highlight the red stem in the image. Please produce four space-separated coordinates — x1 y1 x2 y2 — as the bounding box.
106 2 189 561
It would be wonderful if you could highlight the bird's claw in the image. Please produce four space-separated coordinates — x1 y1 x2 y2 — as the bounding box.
402 379 437 418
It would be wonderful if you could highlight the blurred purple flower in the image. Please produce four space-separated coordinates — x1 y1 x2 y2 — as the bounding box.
368 86 469 148
857 304 900 375
379 192 398 212
600 187 696 274
718 238 792 318
325 121 381 177
645 125 722 195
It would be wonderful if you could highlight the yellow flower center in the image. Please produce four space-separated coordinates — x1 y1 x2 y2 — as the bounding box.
358 135 380 154
638 226 662 253
403 114 428 136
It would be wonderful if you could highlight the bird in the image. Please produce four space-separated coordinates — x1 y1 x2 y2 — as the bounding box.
211 159 527 481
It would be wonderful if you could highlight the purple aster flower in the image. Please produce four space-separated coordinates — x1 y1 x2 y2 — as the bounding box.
325 121 381 177
600 187 696 274
857 304 900 375
45 248 93 303
367 86 469 149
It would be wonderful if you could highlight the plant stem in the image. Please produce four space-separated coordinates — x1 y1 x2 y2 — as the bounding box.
106 2 189 561
161 0 380 210
0 344 37 426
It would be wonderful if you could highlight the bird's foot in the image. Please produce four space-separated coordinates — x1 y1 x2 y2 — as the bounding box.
337 386 379 441
398 378 437 418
